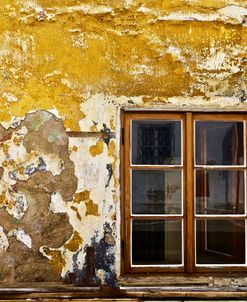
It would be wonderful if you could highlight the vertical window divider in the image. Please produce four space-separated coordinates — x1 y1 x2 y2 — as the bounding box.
245 116 247 266
186 112 195 272
124 113 131 272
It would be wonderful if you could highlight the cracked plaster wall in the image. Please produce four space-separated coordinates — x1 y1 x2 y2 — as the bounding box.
0 0 246 286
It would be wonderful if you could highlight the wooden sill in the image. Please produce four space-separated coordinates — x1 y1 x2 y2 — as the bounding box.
1 277 247 300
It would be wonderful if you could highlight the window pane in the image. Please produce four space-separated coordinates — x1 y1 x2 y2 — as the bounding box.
132 120 181 165
196 170 244 215
195 122 244 166
196 219 245 265
132 220 182 265
132 170 182 214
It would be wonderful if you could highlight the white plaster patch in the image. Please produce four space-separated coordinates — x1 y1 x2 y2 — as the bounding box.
5 192 28 220
2 92 18 103
46 4 113 20
0 116 24 130
9 228 32 249
158 12 220 22
71 34 88 50
47 108 63 119
138 5 247 24
199 51 226 71
49 192 67 213
0 226 9 252
124 0 134 9
0 31 35 64
218 5 247 23
79 94 143 131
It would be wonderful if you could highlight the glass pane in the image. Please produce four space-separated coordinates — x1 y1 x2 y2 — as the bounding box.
132 120 181 165
196 219 245 265
195 121 244 166
132 170 182 214
196 170 244 215
132 220 182 265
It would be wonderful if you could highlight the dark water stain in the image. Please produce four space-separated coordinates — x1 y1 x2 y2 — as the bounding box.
101 123 112 146
69 222 117 287
105 163 113 188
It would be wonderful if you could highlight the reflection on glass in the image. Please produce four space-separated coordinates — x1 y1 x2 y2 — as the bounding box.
132 170 182 214
196 219 245 264
196 170 244 215
132 220 182 265
195 122 244 166
132 120 181 165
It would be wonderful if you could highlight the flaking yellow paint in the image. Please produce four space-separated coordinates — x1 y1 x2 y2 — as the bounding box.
0 0 246 286
89 140 104 157
64 231 83 252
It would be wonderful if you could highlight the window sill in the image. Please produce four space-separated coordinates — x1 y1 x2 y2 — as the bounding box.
118 274 247 298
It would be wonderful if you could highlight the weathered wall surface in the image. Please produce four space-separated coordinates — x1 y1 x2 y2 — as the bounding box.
0 0 246 286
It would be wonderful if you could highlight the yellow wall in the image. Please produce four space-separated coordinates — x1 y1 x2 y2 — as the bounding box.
0 0 246 285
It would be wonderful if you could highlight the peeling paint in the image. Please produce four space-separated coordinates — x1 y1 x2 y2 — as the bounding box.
0 226 9 252
9 228 32 249
0 0 246 288
41 247 65 274
64 231 83 252
89 140 104 157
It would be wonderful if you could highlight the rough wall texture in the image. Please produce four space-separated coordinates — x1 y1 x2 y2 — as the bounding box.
0 0 246 286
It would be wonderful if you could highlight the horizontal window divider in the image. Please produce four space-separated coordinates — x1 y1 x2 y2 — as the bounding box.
130 215 183 220
130 165 183 169
131 264 184 268
194 215 246 219
195 264 247 268
194 165 246 169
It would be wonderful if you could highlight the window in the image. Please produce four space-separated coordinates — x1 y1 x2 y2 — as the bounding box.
121 112 247 273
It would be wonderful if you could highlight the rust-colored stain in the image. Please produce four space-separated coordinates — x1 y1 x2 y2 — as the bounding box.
71 205 82 221
89 140 104 157
112 194 118 203
42 248 66 273
71 145 78 152
73 190 99 216
64 231 83 252
0 191 6 206
17 166 24 175
110 118 115 131
90 125 98 132
13 137 22 146
2 144 9 156
111 212 116 221
85 199 99 216
1 160 8 168
108 140 118 188
74 190 90 203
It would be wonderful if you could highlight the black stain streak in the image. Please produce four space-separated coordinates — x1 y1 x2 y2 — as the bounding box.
240 90 247 103
24 157 47 175
242 15 247 24
105 163 113 188
68 223 117 287
92 222 117 287
101 123 112 146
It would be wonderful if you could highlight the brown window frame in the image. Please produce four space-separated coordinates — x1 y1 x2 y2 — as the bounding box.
121 111 247 274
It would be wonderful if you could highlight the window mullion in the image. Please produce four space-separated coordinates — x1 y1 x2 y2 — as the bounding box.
185 112 195 273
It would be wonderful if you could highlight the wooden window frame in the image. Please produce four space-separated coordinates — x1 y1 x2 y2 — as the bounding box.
121 111 247 274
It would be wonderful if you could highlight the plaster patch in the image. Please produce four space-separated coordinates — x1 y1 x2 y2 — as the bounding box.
2 92 18 103
0 226 9 252
9 228 32 249
218 5 247 23
49 192 67 214
89 140 104 157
